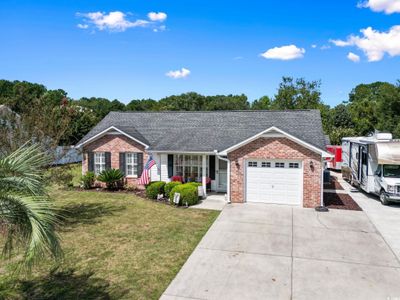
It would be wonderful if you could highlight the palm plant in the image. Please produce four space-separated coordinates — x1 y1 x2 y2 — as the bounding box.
0 143 62 268
97 168 124 190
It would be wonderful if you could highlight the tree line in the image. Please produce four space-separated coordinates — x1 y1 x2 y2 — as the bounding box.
1 77 399 149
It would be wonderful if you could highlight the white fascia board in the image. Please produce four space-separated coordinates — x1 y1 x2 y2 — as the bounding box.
149 150 215 155
75 126 149 149
218 126 333 158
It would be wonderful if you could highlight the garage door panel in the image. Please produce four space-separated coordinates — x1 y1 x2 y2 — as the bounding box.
246 160 302 205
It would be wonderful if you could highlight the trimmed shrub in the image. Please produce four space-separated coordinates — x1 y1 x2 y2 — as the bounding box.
146 181 166 199
81 171 96 189
186 182 202 187
165 181 182 197
97 168 124 190
169 183 199 206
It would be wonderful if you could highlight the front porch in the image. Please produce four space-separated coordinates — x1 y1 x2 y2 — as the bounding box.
160 153 228 196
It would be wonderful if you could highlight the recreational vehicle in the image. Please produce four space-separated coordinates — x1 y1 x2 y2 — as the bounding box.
342 133 400 205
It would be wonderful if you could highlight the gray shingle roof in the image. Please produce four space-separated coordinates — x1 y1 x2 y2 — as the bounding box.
77 110 328 152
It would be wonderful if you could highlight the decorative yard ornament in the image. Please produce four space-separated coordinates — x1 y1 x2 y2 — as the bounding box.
173 192 181 205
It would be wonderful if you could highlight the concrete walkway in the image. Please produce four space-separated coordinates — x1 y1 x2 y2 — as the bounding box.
190 193 227 211
336 173 400 260
161 203 400 300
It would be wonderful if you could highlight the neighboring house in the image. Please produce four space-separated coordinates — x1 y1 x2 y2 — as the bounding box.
76 110 332 208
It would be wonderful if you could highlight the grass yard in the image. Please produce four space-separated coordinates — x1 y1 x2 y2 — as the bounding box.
0 165 219 299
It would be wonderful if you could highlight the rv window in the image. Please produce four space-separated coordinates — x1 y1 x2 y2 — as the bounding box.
383 165 400 178
362 152 368 165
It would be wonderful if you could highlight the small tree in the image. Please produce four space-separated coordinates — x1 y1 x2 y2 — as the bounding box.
0 143 62 267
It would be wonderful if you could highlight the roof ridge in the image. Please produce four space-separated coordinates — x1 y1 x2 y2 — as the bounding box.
109 109 318 114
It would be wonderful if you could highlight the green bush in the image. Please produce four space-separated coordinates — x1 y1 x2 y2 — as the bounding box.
146 181 166 199
186 182 202 187
97 168 124 190
165 181 182 197
80 171 96 189
169 183 199 206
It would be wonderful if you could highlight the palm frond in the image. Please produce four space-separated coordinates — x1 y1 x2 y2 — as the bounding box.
0 143 51 196
0 193 62 268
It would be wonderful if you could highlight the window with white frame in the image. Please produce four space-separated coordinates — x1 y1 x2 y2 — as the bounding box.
289 162 300 169
94 152 106 175
126 153 138 176
173 154 208 181
261 162 271 168
275 162 285 168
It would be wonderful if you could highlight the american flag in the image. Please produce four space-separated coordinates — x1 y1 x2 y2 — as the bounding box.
138 155 156 185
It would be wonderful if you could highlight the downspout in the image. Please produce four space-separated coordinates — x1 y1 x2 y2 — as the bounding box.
214 150 231 204
316 154 333 212
321 156 324 207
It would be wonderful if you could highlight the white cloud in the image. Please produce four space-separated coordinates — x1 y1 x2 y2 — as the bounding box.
148 12 167 22
358 0 400 14
320 45 331 50
260 45 305 60
166 68 191 79
311 44 317 48
77 11 168 32
330 39 352 47
77 11 149 32
347 52 361 62
153 25 166 32
330 25 400 62
77 23 89 29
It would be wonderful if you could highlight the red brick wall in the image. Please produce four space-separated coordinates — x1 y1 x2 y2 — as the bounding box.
228 137 322 208
82 134 148 186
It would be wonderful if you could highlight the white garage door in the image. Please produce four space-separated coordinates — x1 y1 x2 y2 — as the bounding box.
246 160 302 205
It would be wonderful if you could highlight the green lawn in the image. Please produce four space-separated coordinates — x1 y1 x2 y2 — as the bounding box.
1 165 219 299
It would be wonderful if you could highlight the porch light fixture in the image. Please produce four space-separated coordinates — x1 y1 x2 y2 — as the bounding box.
309 161 314 169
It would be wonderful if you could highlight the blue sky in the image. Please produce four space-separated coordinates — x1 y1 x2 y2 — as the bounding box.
1 0 400 106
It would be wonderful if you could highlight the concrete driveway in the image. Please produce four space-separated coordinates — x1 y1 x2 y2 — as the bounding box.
336 173 400 260
161 203 400 300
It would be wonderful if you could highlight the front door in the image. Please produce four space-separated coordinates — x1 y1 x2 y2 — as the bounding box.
217 159 227 192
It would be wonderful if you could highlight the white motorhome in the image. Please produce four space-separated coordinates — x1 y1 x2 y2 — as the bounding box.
342 132 400 205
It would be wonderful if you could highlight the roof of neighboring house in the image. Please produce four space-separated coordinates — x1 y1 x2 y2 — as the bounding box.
77 110 328 152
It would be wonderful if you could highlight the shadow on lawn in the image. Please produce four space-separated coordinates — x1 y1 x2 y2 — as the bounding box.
14 268 128 300
59 203 126 229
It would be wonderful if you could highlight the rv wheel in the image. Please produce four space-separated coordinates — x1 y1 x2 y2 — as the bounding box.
380 191 390 206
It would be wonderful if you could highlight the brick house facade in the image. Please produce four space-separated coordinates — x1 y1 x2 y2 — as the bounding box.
77 110 331 207
228 137 322 208
82 134 147 186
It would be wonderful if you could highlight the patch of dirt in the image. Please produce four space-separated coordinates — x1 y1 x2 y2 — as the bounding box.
323 192 362 211
324 176 344 190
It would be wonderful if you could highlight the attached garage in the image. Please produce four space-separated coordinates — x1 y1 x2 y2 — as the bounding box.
245 160 303 205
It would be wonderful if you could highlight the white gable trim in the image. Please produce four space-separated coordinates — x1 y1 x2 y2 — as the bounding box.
75 126 149 149
218 126 333 158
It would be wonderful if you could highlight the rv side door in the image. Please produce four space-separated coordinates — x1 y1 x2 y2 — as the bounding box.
374 165 383 194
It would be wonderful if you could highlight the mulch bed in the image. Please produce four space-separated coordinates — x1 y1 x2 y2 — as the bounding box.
323 176 344 190
323 192 362 211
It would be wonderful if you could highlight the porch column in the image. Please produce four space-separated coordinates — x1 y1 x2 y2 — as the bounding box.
202 154 207 197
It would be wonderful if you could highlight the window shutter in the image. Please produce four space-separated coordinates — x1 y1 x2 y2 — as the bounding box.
168 154 174 178
209 155 216 180
105 152 111 170
88 152 94 172
119 153 126 175
137 153 144 176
